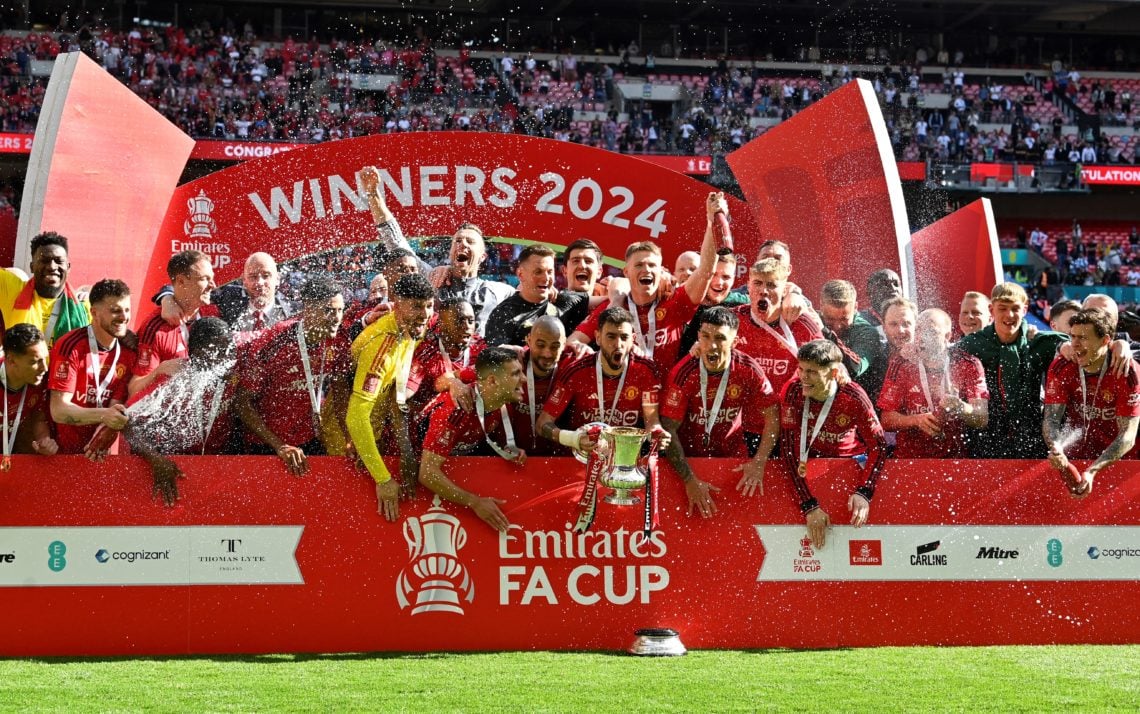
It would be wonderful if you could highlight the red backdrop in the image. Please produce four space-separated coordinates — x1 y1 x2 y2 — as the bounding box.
0 455 1137 656
910 198 1003 310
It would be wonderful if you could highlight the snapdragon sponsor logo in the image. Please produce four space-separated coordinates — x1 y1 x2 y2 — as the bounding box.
498 523 669 605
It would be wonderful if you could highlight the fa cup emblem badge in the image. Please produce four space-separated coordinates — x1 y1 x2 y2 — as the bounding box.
184 190 217 239
396 497 474 615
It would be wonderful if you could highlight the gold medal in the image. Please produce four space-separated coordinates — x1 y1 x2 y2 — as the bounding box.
1 456 10 472
797 461 807 478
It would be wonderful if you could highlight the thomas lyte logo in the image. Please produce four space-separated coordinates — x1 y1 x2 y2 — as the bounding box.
397 497 474 615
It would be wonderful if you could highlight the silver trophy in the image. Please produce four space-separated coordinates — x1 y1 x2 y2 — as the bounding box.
600 426 649 505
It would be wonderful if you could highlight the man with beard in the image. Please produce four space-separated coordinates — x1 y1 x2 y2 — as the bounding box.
361 166 512 334
486 245 592 346
661 307 780 518
408 298 486 436
569 193 722 378
511 315 575 455
419 347 527 532
131 250 221 396
561 239 606 296
780 340 886 549
732 257 823 409
957 282 1068 458
878 309 989 458
817 279 884 395
538 307 670 453
958 291 993 337
0 232 89 347
1044 307 1140 497
347 273 435 522
859 268 903 335
48 279 135 454
234 277 352 476
0 324 57 458
117 318 235 505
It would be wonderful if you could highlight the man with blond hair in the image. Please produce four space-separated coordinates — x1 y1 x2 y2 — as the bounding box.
957 282 1067 458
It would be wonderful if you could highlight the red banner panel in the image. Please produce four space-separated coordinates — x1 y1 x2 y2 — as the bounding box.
0 132 32 154
1080 165 1140 186
910 198 1003 311
145 133 762 302
0 455 1136 656
725 79 912 307
896 161 926 181
15 52 194 310
632 154 713 175
190 140 306 162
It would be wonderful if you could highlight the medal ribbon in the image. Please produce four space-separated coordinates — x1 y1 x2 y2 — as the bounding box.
296 321 329 424
1079 356 1109 420
755 316 798 356
799 381 838 467
627 295 657 358
699 356 731 448
86 326 121 408
594 353 629 424
475 387 518 461
0 367 28 458
917 357 951 413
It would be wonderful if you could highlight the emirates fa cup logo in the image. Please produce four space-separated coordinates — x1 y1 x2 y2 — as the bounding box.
184 190 217 239
396 497 474 615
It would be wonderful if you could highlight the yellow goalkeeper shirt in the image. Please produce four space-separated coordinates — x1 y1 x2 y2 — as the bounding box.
347 312 417 483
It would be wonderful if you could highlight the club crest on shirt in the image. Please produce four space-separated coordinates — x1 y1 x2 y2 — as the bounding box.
836 413 851 427
1102 389 1114 403
115 364 127 379
655 308 666 320
623 386 639 400
727 384 742 399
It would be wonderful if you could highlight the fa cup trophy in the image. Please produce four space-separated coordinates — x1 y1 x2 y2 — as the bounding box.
600 426 650 505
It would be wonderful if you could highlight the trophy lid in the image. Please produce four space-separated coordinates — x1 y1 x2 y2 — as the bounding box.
629 628 687 657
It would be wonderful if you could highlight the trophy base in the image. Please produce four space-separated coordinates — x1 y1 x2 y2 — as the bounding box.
604 489 642 506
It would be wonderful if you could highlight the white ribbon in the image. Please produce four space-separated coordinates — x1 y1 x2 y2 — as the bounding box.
699 355 731 448
1079 356 1109 420
86 326 121 408
296 321 328 425
395 336 413 412
475 387 518 461
0 366 27 458
755 316 798 356
627 295 658 358
917 357 951 413
594 352 630 423
199 382 225 455
799 381 838 468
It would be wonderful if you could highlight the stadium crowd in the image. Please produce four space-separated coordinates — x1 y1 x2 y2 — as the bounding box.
2 18 1137 164
3 165 1137 549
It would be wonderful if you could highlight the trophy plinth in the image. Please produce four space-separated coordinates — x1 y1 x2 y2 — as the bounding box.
600 427 648 505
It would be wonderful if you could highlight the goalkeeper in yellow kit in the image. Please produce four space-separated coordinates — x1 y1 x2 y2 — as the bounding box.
346 272 435 521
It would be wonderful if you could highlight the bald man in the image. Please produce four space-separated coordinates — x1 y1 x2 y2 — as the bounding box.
673 251 701 284
511 315 575 455
154 251 296 334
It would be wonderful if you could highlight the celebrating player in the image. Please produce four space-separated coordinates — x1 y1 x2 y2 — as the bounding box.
538 306 669 452
781 340 887 549
48 279 136 454
660 307 780 518
1043 307 1140 496
419 347 527 532
511 315 574 455
0 324 57 459
346 272 435 522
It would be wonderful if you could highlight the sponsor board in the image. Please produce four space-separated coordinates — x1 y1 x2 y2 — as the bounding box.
0 526 303 586
754 526 1140 581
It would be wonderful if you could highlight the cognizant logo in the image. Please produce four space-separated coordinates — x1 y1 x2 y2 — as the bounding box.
94 548 171 563
1087 546 1140 560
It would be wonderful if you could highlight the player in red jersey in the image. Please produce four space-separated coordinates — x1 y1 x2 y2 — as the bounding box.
732 257 823 405
538 306 670 452
0 324 56 458
120 318 236 505
661 307 780 517
234 277 351 475
419 347 526 531
569 192 724 377
407 297 485 427
1044 307 1140 496
511 315 576 456
130 250 220 396
878 309 989 458
48 279 136 454
780 340 887 549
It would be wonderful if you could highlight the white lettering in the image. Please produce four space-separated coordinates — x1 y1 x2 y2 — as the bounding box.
489 167 518 207
419 166 449 206
248 182 304 229
568 565 601 605
455 166 487 206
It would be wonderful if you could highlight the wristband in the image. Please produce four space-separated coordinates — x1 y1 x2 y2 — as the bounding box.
558 428 582 448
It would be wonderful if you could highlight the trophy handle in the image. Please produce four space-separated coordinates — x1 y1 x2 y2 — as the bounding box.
403 517 423 559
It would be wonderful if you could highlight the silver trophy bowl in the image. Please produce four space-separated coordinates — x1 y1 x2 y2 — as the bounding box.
629 628 687 656
600 426 649 505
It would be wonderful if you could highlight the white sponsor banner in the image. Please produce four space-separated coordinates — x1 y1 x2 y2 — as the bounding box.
754 526 1140 582
0 526 303 586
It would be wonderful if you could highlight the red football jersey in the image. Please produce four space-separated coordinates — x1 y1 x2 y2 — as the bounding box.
660 350 776 457
575 289 700 378
542 352 660 430
127 371 235 455
238 318 352 447
510 348 576 456
780 378 886 513
1044 356 1140 459
135 305 221 377
407 334 487 418
423 391 515 457
732 307 823 397
0 363 48 454
876 349 989 458
48 327 138 454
